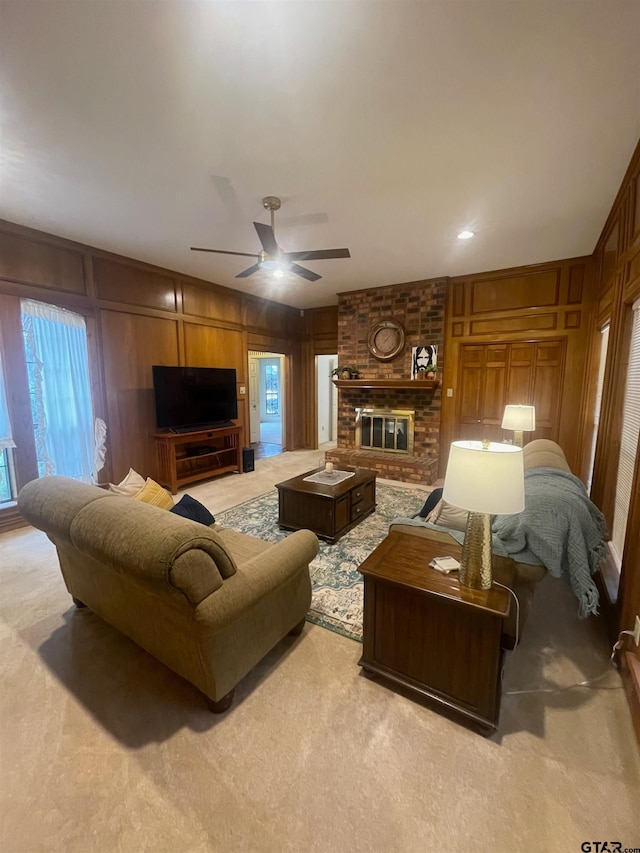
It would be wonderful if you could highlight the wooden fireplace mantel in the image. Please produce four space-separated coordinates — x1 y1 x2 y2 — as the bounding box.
332 379 439 390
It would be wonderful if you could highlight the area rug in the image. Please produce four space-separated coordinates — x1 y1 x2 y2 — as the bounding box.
218 483 428 642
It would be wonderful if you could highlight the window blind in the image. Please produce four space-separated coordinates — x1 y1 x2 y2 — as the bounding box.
611 300 640 564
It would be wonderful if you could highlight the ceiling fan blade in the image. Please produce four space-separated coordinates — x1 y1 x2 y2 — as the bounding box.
289 263 321 282
191 247 259 258
253 222 279 256
235 263 262 278
282 248 351 262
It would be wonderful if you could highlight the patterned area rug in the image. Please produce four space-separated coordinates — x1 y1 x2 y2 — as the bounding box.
218 483 427 642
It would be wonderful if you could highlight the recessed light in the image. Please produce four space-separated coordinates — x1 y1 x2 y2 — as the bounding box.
457 230 475 240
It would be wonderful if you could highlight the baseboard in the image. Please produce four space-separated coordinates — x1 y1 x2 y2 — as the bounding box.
622 652 640 750
0 504 29 534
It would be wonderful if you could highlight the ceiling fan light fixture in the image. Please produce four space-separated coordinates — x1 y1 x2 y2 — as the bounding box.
259 257 282 271
457 229 475 240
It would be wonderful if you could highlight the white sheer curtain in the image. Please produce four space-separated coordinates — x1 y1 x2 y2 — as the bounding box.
0 349 15 451
21 299 94 481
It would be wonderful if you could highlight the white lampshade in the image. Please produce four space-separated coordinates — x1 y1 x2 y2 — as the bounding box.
501 404 536 432
443 441 525 516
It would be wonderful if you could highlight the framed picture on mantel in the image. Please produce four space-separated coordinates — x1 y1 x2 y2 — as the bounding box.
411 345 438 379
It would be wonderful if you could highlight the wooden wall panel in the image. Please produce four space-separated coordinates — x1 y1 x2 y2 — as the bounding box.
183 322 245 374
304 306 338 353
181 281 242 324
567 265 585 304
183 322 248 443
99 310 180 483
93 258 177 312
244 298 297 338
470 313 557 335
0 231 86 294
471 270 559 314
442 257 592 474
601 220 620 288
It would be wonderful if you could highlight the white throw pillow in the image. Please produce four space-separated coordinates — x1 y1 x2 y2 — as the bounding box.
427 499 469 532
109 468 146 496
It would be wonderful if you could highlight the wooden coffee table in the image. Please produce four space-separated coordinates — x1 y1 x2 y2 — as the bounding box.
276 466 376 544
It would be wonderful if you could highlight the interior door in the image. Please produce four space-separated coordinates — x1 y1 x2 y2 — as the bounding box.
456 340 565 443
249 358 259 443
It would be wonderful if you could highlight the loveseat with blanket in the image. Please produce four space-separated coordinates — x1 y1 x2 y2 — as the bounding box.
18 476 319 712
390 440 608 639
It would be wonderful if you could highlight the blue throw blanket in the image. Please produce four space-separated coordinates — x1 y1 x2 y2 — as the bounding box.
492 468 607 617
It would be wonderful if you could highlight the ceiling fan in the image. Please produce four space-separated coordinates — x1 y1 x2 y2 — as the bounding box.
191 196 351 282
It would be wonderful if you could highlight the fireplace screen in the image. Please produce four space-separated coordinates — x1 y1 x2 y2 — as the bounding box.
356 409 414 455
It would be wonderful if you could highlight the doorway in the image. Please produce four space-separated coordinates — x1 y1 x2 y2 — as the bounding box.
316 354 338 451
248 351 285 458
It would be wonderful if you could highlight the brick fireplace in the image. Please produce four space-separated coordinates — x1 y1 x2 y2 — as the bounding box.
327 277 446 485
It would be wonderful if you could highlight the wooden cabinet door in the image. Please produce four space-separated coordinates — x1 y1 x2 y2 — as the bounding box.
456 340 564 443
458 346 484 439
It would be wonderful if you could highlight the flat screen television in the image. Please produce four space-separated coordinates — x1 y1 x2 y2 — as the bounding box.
152 365 238 430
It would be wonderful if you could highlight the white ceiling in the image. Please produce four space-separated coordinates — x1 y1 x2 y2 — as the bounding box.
1 1 639 310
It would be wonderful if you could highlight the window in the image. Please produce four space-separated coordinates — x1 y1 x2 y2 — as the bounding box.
588 324 609 494
0 348 16 502
21 299 94 482
264 363 280 416
610 300 640 564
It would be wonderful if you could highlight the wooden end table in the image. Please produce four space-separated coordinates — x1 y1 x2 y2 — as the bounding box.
275 466 376 544
358 531 515 735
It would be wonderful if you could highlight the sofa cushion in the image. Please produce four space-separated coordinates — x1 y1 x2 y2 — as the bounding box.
170 494 215 526
109 468 146 496
427 499 469 532
133 477 174 510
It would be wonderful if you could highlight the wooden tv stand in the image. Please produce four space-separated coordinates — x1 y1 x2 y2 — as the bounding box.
154 425 242 494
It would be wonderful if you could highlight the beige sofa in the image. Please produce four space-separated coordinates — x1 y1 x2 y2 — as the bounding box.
389 439 573 642
18 476 319 712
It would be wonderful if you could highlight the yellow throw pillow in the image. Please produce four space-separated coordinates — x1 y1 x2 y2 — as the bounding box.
132 477 174 510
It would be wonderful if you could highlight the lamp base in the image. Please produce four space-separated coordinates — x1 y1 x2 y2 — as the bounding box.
460 512 492 590
513 430 523 447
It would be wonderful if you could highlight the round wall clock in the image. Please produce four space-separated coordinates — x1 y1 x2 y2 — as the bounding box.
367 319 406 361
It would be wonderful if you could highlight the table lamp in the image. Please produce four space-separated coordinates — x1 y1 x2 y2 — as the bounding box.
443 441 525 590
501 404 535 447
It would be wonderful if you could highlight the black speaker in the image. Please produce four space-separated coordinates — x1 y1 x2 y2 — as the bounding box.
242 447 255 473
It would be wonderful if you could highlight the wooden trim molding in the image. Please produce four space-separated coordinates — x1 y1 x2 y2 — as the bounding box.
0 505 28 534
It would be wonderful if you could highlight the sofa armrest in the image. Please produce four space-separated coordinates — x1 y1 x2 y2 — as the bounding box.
68 496 231 603
194 529 319 630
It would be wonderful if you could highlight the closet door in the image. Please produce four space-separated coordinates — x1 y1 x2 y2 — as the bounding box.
456 340 564 443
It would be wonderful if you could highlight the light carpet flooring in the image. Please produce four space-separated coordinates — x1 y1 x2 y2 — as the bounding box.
1 449 639 852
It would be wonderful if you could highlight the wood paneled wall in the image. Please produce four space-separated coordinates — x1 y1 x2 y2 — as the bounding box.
0 219 305 495
440 257 594 475
587 140 640 742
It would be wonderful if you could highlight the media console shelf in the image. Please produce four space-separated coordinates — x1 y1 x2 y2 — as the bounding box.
155 425 242 494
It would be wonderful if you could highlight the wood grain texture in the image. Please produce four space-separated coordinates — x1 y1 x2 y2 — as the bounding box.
0 231 86 294
99 309 180 482
93 257 177 312
358 531 514 732
182 281 242 324
276 466 375 543
470 269 560 314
